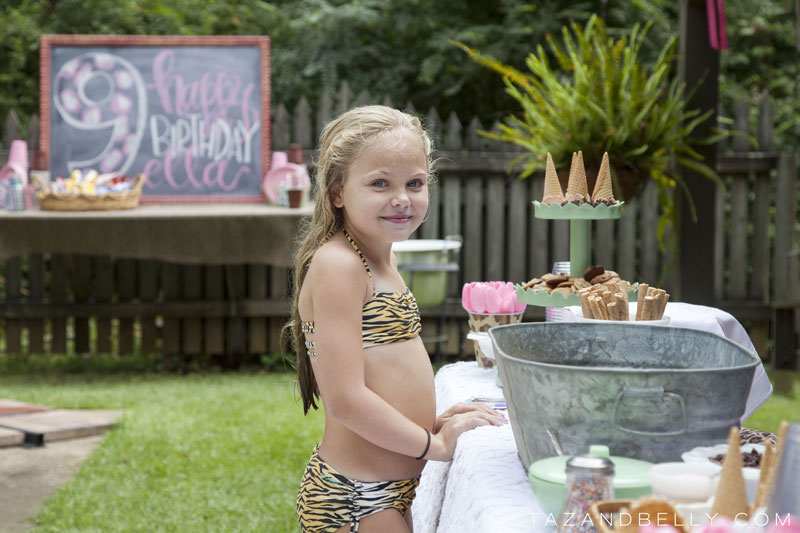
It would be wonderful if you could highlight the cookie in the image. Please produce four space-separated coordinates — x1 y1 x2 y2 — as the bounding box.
522 277 542 289
543 274 570 288
552 287 572 297
590 272 616 285
573 278 591 290
583 265 605 282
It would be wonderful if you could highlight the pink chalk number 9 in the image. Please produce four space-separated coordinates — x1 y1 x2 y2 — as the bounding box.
53 52 146 176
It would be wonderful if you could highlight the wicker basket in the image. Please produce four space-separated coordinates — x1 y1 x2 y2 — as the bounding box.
32 173 146 211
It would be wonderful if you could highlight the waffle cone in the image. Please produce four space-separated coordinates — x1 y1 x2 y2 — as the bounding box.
566 151 589 203
542 152 564 204
752 442 775 510
774 420 790 472
711 426 750 520
754 421 790 510
592 152 615 202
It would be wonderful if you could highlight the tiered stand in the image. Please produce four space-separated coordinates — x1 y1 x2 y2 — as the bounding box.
515 201 636 307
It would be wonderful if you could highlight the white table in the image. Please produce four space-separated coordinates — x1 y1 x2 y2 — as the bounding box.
412 362 546 533
412 302 773 533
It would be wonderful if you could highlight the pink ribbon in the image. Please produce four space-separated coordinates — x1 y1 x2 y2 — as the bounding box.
717 0 728 50
706 0 728 50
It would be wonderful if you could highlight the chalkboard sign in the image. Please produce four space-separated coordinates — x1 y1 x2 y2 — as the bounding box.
40 35 270 203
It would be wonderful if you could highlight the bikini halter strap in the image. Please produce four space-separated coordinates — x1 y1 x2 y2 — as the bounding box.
342 229 375 294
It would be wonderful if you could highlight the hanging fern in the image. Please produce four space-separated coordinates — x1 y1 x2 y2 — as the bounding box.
454 14 733 227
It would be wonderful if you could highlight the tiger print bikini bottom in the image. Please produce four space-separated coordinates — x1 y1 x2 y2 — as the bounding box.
296 444 420 533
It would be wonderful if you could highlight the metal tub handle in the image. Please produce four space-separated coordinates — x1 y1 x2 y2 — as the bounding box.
612 386 687 436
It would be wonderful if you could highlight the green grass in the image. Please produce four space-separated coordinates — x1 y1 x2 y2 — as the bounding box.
0 370 324 532
0 363 797 532
743 370 800 433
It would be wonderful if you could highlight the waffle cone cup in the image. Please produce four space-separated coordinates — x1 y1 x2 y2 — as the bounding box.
566 151 590 203
592 152 615 202
711 426 750 520
468 312 524 368
542 152 564 204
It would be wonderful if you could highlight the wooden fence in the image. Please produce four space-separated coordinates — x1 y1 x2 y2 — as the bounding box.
1 82 798 366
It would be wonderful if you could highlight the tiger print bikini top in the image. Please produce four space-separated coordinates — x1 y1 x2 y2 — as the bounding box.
301 229 422 355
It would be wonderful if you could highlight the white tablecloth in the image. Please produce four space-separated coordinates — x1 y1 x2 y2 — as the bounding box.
413 302 773 532
412 362 546 533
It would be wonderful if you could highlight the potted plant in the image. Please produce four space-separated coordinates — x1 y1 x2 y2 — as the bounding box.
453 14 729 240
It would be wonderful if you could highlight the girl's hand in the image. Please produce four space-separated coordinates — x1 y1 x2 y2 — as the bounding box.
434 402 505 433
426 408 504 462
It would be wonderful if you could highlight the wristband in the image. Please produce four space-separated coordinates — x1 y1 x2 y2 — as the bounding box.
415 428 431 460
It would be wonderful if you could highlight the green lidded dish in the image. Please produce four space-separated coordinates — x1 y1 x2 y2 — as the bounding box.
527 445 652 517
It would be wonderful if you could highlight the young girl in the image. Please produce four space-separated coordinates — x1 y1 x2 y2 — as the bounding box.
287 106 504 533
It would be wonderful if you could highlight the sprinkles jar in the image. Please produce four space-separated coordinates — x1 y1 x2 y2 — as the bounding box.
555 453 615 533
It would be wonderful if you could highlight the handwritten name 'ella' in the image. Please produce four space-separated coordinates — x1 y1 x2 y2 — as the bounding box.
144 50 261 192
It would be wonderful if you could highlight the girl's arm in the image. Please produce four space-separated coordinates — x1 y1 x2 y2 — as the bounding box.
306 245 500 461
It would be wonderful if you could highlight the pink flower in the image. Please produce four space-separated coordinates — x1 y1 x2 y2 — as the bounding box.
461 281 526 314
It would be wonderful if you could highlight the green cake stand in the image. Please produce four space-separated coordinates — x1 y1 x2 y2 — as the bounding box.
515 200 625 307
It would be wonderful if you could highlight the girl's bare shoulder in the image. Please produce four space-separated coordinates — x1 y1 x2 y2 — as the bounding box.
305 239 368 296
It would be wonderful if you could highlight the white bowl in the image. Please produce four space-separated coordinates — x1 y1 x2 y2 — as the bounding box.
674 499 714 526
649 462 721 503
681 443 764 504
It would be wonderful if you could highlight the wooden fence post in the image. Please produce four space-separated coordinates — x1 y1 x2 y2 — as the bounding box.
676 0 719 304
773 153 799 369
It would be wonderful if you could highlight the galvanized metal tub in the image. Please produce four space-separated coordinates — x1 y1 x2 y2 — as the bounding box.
489 322 759 468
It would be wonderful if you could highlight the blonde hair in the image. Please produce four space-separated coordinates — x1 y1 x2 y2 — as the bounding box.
283 105 434 414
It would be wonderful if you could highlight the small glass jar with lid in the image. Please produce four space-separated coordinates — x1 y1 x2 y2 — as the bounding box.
555 447 615 533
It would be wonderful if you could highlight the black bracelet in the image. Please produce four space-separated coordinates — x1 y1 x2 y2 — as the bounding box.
415 428 431 460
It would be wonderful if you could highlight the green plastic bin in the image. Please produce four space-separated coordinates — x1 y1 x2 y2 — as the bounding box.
391 237 461 308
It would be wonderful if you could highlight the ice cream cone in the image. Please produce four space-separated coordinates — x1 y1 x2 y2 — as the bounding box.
711 426 750 520
754 421 790 511
591 152 615 203
565 151 589 204
774 420 790 470
542 152 564 204
752 441 775 510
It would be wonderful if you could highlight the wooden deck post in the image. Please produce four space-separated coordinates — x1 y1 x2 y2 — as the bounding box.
675 0 720 304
